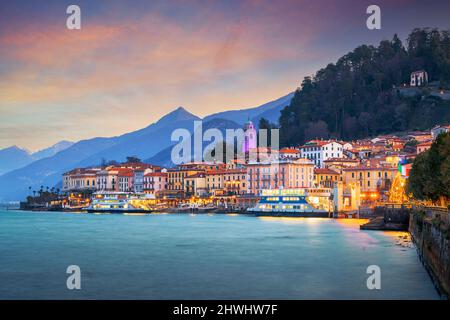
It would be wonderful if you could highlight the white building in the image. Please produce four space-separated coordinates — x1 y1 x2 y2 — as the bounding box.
300 140 344 168
410 70 428 87
431 125 450 139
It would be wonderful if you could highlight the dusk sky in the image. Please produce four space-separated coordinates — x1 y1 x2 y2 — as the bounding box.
1 0 450 151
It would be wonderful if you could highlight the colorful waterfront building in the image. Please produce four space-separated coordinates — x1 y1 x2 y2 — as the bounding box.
314 168 341 188
143 170 168 196
342 164 397 203
246 158 315 195
184 172 207 197
62 168 101 192
117 168 134 192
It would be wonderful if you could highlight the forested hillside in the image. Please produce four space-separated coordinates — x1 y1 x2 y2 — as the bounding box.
280 28 450 147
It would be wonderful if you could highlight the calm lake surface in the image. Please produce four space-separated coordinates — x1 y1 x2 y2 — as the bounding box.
0 210 439 299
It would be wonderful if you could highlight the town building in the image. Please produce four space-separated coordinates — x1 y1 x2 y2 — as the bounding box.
166 162 226 191
62 168 100 192
300 140 343 167
96 167 119 191
314 168 341 188
431 125 450 139
246 158 315 194
342 165 397 203
117 168 134 192
323 158 360 174
410 70 428 87
204 168 247 196
143 170 167 195
417 140 433 154
184 172 207 197
279 148 301 160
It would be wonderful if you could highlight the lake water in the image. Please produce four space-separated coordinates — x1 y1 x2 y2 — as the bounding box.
0 210 439 299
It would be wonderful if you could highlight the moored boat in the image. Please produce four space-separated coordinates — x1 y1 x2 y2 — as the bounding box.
247 187 332 218
84 192 153 214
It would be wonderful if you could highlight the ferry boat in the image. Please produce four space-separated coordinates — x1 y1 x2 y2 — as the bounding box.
247 187 332 217
84 192 154 214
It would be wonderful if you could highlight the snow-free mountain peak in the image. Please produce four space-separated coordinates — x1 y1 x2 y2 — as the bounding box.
157 106 200 125
31 140 75 161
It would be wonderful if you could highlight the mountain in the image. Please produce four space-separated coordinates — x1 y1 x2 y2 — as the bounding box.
31 140 74 161
280 28 450 147
0 95 293 201
73 106 201 168
145 118 242 167
0 107 200 201
204 92 294 126
0 146 34 176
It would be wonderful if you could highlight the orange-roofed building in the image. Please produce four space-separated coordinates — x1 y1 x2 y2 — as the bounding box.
300 140 344 167
144 171 168 195
63 168 101 192
416 140 433 154
342 164 397 202
314 168 341 188
117 168 134 192
279 148 301 160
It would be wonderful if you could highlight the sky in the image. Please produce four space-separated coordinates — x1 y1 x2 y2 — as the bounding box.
1 0 450 151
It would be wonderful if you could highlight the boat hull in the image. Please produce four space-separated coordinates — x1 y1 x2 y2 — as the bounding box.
250 211 331 218
85 208 152 214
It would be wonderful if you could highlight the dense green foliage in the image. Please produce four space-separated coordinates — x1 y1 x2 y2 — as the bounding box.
280 28 450 146
407 132 450 202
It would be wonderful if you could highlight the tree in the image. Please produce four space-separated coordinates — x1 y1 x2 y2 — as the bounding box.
258 117 278 147
279 28 450 147
126 156 141 163
407 132 450 204
304 121 329 141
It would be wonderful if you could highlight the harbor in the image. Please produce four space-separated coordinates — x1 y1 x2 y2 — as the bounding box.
0 208 440 300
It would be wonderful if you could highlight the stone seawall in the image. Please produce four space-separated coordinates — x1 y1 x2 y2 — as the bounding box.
409 207 450 299
360 206 410 230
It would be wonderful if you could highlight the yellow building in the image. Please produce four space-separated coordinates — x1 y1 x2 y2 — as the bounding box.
314 168 341 188
62 168 100 192
167 162 226 191
343 165 397 202
184 172 207 196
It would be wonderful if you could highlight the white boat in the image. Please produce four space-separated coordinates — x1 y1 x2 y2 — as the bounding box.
84 192 153 214
247 188 332 217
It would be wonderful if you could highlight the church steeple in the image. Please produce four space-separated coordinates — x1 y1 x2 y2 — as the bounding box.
242 120 257 153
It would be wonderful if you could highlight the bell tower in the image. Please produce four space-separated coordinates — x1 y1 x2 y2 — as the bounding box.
242 120 257 153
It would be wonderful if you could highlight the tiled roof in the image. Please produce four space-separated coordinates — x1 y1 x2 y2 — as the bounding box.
279 148 300 154
314 168 340 175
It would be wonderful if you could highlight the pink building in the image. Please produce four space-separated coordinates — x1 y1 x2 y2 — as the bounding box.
144 171 168 195
117 168 134 192
246 158 315 195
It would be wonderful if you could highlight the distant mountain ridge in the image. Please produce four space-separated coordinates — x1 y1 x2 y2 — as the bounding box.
0 141 74 176
204 93 294 125
0 146 34 176
0 93 293 201
31 140 74 161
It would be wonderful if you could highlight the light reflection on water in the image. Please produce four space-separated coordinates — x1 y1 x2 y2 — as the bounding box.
0 210 439 300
